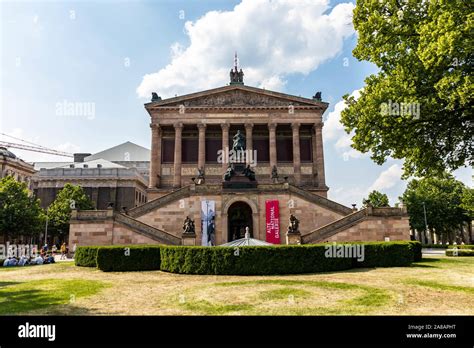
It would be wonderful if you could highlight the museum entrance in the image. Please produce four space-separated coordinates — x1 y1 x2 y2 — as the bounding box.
227 201 253 242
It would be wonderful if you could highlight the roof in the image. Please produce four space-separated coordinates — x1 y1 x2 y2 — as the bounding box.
57 159 125 169
33 162 72 170
85 141 150 162
145 84 328 109
221 234 273 247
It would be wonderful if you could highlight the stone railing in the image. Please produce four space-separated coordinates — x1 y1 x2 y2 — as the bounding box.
71 209 112 221
288 185 353 215
114 213 181 245
128 185 191 218
301 209 367 244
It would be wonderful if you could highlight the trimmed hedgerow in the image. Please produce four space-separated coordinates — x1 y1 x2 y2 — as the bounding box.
159 241 418 275
410 241 423 262
96 245 161 272
447 244 474 249
74 246 101 267
446 249 474 257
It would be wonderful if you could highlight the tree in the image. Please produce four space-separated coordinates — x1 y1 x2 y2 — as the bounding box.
0 176 44 241
47 184 94 241
400 174 470 243
460 186 474 219
363 190 390 208
341 0 473 178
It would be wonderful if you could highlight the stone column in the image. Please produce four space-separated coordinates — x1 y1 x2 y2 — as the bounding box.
221 123 229 172
197 123 206 170
149 123 162 188
173 123 183 188
245 123 253 165
313 120 326 188
292 123 301 185
268 123 277 171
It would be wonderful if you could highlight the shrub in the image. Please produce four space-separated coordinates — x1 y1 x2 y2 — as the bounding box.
74 246 101 267
96 245 161 272
160 241 417 275
446 249 474 257
410 241 423 262
447 244 474 249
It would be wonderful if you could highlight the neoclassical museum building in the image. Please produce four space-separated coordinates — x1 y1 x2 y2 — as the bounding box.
70 61 410 246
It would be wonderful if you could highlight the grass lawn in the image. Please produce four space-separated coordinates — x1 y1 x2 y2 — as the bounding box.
0 255 472 315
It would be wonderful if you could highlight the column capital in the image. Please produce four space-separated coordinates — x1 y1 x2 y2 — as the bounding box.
150 123 160 130
244 123 254 130
197 123 207 130
313 120 324 128
221 123 230 131
291 122 301 130
174 122 184 130
268 123 277 131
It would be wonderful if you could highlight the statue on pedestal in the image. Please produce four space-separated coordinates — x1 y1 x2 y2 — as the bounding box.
223 164 235 181
183 216 195 234
232 130 246 152
271 165 279 183
243 165 256 181
287 214 300 234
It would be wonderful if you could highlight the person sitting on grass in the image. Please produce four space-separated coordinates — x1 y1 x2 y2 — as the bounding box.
32 255 44 265
44 254 55 264
3 257 18 267
18 256 30 266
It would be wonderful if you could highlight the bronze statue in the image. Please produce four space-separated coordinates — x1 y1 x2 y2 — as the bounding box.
287 214 300 234
183 216 195 234
151 92 161 101
313 91 322 101
223 164 235 181
243 165 256 181
271 165 278 179
232 130 246 152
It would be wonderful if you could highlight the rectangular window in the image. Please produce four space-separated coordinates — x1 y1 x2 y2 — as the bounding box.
300 138 312 162
182 138 198 163
162 139 175 163
277 137 293 162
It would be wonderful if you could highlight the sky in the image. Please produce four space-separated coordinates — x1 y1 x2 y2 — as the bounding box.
1 0 471 207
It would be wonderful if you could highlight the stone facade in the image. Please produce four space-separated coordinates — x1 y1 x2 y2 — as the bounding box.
0 147 36 188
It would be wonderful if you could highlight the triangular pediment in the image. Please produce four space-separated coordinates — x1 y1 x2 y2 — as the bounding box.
146 85 327 109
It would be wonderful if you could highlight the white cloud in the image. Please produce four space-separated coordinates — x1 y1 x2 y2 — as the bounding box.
324 89 363 160
368 164 404 192
136 0 355 98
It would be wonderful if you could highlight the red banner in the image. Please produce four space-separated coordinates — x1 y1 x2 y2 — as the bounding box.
265 200 280 244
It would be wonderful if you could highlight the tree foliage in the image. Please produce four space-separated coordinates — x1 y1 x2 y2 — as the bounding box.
0 176 44 241
400 174 470 237
363 190 390 207
341 0 473 178
47 184 94 240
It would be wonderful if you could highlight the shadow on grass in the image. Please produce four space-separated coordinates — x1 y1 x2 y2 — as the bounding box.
0 279 107 315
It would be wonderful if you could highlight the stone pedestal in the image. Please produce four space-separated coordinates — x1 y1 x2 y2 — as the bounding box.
182 233 196 246
286 232 301 245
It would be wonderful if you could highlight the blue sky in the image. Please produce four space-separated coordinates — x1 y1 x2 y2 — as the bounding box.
1 0 471 206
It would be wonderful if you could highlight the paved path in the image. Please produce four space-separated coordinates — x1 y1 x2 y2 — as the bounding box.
422 248 446 255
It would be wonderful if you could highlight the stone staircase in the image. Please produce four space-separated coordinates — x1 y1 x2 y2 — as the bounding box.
287 184 353 215
115 213 181 245
128 186 191 218
301 209 368 244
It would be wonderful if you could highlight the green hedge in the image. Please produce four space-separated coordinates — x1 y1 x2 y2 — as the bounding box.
410 241 423 262
96 245 161 272
160 241 419 275
447 244 474 249
74 246 101 267
446 249 474 257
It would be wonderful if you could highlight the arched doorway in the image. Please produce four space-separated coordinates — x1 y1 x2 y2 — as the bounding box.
227 201 253 242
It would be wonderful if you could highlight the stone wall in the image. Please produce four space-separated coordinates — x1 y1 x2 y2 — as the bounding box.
323 216 410 242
